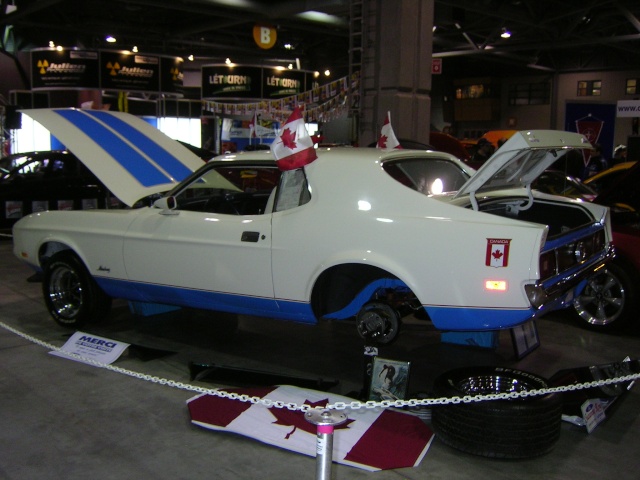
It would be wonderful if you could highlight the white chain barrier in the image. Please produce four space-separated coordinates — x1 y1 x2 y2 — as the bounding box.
2 320 638 412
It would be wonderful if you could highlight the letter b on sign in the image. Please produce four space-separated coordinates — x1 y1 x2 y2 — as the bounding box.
253 24 277 50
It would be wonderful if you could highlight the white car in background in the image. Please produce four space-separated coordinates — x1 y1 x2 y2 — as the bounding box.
13 109 613 344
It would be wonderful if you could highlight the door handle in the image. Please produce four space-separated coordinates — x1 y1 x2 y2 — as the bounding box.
241 231 260 242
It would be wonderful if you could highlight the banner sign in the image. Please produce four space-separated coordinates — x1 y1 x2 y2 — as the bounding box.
616 100 640 117
160 56 184 96
31 48 183 96
201 65 262 99
263 69 306 98
31 49 100 90
202 64 314 100
100 51 160 93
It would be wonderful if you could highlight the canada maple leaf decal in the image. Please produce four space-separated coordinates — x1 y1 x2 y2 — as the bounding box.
491 249 504 260
269 399 354 439
377 135 388 148
280 127 297 150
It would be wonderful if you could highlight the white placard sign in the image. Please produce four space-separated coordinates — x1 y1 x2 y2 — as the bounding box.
581 398 606 434
50 331 129 365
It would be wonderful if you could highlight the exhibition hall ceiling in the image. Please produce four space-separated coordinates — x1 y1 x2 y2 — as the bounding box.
2 0 640 76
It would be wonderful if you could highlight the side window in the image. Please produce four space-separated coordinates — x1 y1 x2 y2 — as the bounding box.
273 168 311 212
173 165 281 215
383 157 470 195
8 157 45 180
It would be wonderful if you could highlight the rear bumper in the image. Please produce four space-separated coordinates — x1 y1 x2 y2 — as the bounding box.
525 244 615 312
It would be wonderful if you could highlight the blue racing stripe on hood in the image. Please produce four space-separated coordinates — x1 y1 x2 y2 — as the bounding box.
54 109 175 187
84 110 193 181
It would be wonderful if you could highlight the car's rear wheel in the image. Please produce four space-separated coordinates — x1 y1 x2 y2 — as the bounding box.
431 366 562 459
42 251 112 328
356 302 400 345
573 260 639 332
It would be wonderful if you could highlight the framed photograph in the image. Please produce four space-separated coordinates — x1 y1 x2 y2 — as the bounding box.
510 320 540 359
368 357 410 401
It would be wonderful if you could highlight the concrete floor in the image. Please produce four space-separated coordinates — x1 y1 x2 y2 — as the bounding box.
1 234 639 480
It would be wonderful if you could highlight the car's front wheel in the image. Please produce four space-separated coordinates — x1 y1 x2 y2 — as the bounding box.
573 260 639 333
42 251 112 328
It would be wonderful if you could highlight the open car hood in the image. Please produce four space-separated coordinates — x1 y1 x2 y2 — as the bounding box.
455 130 591 199
21 108 205 207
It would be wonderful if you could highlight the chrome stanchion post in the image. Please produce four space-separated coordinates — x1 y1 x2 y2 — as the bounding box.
305 409 348 480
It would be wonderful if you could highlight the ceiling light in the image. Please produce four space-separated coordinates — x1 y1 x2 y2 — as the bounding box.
48 41 55 48
287 64 293 69
132 45 138 53
188 54 194 61
324 69 330 76
501 28 511 39
284 43 293 50
106 35 116 43
225 57 232 65
295 11 346 27
56 45 63 52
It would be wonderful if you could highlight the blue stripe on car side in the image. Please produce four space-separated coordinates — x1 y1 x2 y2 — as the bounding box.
94 277 318 324
323 278 409 320
54 109 172 187
426 305 534 330
84 110 193 181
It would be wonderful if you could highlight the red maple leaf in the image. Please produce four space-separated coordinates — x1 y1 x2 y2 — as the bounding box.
280 127 297 150
491 249 504 260
377 135 388 148
269 399 354 439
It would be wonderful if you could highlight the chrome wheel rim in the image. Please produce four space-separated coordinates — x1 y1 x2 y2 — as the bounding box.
48 265 83 320
454 374 538 395
573 269 625 327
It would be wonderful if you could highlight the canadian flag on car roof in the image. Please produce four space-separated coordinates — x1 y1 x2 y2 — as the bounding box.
187 385 433 471
271 107 318 171
377 111 402 150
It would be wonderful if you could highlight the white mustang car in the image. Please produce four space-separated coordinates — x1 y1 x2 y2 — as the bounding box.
13 109 613 344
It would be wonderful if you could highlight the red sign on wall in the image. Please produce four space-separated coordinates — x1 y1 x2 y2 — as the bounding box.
431 58 442 75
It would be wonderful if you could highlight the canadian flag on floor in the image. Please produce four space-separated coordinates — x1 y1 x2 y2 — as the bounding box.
270 107 318 171
187 385 434 471
377 111 403 150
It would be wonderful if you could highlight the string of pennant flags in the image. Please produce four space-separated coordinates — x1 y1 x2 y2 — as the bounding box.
202 73 359 124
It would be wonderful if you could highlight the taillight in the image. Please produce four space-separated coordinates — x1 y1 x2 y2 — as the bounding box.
539 250 557 279
540 230 606 281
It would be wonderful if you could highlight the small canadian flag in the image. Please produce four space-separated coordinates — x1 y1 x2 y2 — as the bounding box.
486 238 511 267
376 111 402 150
271 107 318 171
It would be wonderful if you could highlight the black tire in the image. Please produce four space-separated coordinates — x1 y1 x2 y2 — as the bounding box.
573 259 640 333
431 366 562 459
42 251 112 328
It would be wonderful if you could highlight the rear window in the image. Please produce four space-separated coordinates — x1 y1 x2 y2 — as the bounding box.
383 157 470 195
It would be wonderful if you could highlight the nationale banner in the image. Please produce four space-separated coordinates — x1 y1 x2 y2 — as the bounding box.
187 385 434 471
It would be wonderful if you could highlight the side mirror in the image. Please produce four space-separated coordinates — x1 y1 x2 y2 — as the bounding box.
153 196 179 215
